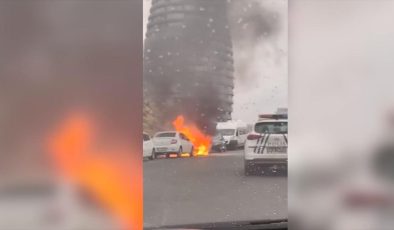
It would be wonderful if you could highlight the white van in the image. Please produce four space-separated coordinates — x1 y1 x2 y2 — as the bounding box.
216 120 248 150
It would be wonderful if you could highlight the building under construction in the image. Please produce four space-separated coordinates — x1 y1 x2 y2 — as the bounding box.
143 0 234 135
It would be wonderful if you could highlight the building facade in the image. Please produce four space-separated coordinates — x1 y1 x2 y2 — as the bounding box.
143 0 234 134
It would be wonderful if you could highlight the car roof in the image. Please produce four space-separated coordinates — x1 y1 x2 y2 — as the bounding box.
154 131 178 135
256 119 287 123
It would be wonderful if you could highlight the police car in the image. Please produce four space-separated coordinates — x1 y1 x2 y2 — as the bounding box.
244 113 288 175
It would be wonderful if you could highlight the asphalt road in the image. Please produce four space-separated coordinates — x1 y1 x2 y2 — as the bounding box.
143 149 287 228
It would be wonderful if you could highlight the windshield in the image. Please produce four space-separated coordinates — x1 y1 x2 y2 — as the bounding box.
143 0 288 227
255 122 288 134
217 129 235 136
155 132 176 138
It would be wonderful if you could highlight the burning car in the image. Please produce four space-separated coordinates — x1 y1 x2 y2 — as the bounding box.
172 115 212 156
152 131 194 158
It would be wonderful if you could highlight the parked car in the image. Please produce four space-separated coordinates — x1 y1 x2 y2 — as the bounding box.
143 132 155 160
210 133 227 153
216 120 248 150
244 113 288 176
152 131 194 158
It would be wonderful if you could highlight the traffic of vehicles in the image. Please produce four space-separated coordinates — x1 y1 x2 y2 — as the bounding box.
143 108 288 176
216 120 249 150
143 121 246 159
210 133 227 152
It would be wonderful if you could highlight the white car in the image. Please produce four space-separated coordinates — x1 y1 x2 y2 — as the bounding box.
143 132 155 160
244 114 288 175
152 131 194 158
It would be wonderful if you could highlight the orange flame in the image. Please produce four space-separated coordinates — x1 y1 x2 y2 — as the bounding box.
172 115 212 156
47 112 142 230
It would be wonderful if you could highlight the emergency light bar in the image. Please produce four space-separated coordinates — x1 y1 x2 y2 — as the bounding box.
258 114 288 120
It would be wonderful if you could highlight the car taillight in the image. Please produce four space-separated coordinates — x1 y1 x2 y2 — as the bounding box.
247 134 261 140
171 139 177 144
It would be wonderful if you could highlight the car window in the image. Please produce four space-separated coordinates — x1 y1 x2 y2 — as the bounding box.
255 122 288 134
239 129 247 135
155 132 176 138
143 134 150 141
217 129 235 136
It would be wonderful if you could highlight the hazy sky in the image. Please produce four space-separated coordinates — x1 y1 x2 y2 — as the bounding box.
290 0 394 145
143 0 287 124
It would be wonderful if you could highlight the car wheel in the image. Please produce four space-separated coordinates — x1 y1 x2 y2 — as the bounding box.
229 141 238 150
189 147 194 157
149 149 156 160
177 147 183 157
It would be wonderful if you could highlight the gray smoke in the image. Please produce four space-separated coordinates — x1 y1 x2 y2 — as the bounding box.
144 0 231 135
0 1 141 165
228 0 288 123
228 0 282 83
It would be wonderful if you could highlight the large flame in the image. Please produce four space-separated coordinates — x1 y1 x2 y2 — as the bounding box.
47 112 142 230
172 115 212 156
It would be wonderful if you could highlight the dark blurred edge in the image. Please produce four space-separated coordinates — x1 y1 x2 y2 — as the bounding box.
0 0 142 172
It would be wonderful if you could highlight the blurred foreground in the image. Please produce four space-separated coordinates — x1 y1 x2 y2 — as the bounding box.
0 1 142 229
290 1 394 230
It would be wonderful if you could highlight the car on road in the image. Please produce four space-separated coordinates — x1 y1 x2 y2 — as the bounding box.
143 132 156 160
216 120 248 150
152 131 194 158
210 133 227 153
244 114 288 175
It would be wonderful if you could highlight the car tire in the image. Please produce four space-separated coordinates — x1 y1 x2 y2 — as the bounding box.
149 149 156 160
189 147 194 157
229 141 238 150
177 147 183 158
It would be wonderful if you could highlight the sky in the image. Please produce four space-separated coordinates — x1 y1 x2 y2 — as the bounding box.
143 0 288 124
290 0 394 144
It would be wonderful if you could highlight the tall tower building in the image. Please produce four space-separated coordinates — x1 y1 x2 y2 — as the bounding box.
144 0 234 134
